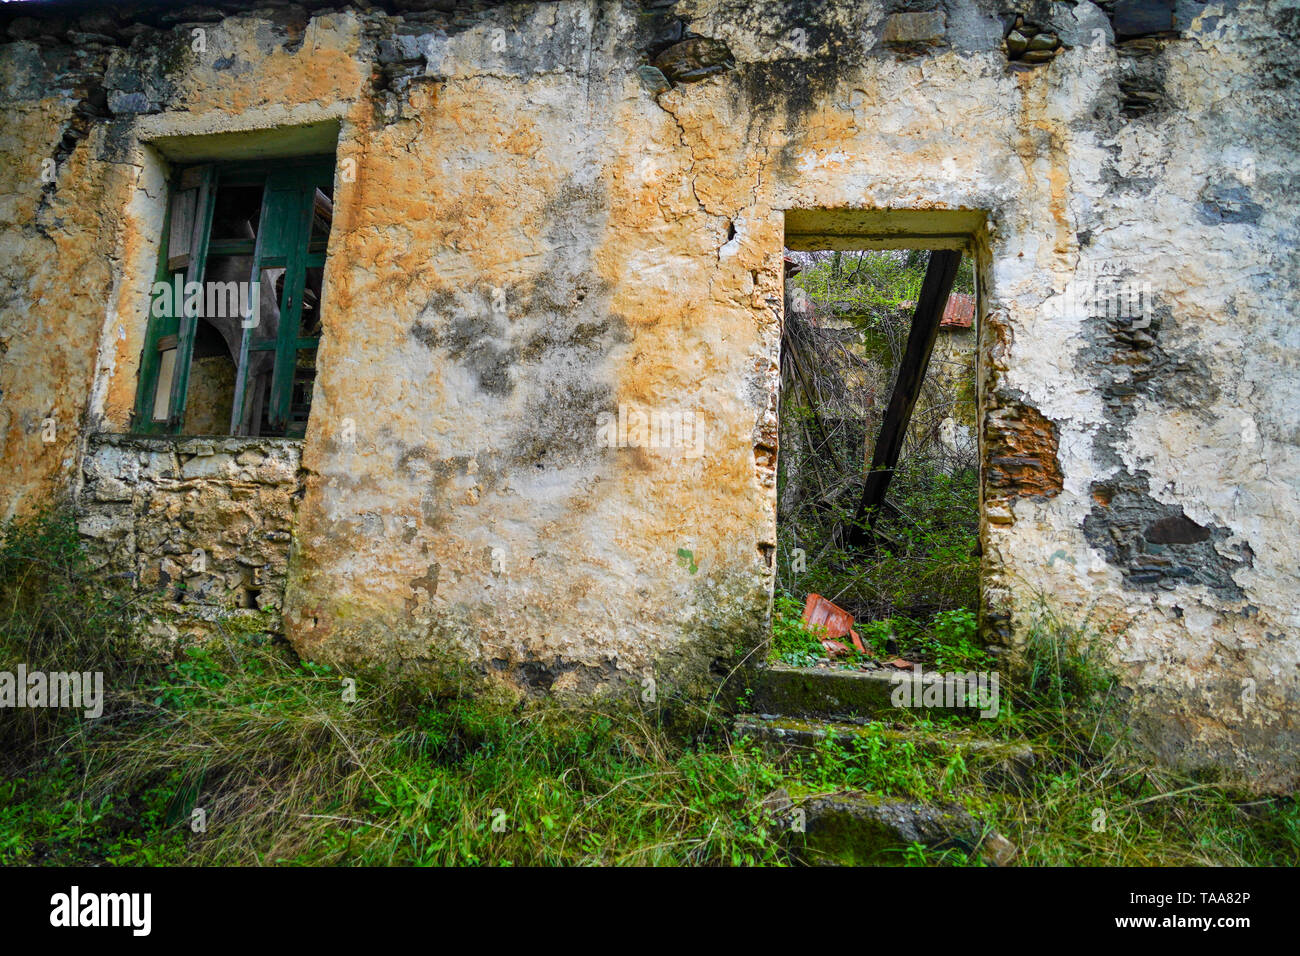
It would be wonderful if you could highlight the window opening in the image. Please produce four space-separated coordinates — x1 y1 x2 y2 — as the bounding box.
133 156 335 438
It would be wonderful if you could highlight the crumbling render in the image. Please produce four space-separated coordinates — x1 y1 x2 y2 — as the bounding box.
984 399 1064 506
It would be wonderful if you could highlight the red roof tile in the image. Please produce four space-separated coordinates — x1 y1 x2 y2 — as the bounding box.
940 293 975 329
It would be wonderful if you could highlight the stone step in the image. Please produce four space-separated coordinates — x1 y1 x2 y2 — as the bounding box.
745 663 1000 721
734 713 1037 789
758 788 1017 866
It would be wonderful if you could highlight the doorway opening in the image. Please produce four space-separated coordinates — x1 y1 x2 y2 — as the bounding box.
775 212 987 674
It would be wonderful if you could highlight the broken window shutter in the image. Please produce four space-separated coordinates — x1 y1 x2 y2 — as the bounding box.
261 171 316 433
231 172 300 435
165 165 210 272
166 164 217 429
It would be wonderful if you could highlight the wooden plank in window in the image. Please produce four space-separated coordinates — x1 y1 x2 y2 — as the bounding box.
165 165 215 272
152 348 177 421
166 189 197 271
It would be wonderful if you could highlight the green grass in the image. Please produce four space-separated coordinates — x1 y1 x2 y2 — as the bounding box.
0 511 787 866
1 509 1296 866
2 635 794 866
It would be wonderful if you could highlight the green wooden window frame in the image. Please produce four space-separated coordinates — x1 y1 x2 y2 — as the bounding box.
131 155 335 438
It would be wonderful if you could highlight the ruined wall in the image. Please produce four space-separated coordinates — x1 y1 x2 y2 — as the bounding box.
1 0 1297 788
932 325 978 465
79 434 302 639
0 18 135 521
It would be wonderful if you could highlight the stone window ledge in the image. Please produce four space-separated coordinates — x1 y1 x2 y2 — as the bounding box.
83 432 304 489
88 433 304 454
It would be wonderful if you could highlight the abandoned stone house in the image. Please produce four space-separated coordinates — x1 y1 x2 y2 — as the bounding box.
0 0 1296 789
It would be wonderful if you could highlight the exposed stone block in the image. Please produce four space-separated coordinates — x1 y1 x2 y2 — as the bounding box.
882 11 946 45
1112 0 1175 39
984 401 1063 501
181 452 236 479
650 37 733 82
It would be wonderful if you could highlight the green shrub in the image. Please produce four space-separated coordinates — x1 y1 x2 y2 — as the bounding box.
769 591 825 667
1019 603 1116 710
918 609 992 671
778 464 979 633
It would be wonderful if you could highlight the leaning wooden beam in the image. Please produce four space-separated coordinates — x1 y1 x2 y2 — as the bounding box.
844 250 962 549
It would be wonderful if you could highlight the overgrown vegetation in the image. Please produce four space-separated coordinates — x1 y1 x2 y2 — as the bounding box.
0 509 151 762
1 511 792 866
777 248 980 664
1 510 1295 866
791 247 975 315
